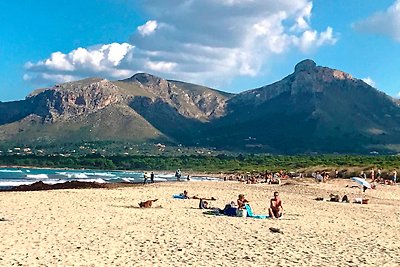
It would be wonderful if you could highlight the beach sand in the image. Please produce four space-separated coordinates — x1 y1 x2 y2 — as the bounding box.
1 179 400 266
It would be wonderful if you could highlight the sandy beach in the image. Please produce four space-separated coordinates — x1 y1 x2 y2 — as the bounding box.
1 179 400 266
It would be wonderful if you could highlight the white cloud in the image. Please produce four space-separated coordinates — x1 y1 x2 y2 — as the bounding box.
291 27 336 52
290 2 313 31
25 43 134 84
145 61 177 72
362 77 376 87
24 73 77 85
353 0 400 42
137 20 158 36
25 0 337 87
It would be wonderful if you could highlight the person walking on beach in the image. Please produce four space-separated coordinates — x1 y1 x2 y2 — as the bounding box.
175 169 181 181
268 191 283 219
393 170 397 184
150 172 155 183
143 172 149 184
376 168 382 182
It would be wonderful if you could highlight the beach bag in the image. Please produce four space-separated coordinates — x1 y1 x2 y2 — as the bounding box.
236 209 247 217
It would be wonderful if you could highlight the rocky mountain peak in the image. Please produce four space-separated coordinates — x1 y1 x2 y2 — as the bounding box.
289 59 357 95
294 59 317 73
123 73 168 88
232 59 365 106
292 59 354 83
28 78 123 122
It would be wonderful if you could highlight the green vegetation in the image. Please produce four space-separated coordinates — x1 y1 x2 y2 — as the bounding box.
0 154 399 174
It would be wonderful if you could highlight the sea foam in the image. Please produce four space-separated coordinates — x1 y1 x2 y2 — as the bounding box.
57 172 89 179
0 169 24 173
26 174 49 179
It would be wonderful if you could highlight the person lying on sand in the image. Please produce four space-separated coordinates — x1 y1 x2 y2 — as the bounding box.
237 194 249 209
329 194 340 202
218 201 237 216
181 190 216 200
199 199 209 209
199 199 217 209
192 196 216 200
268 191 283 219
182 190 190 199
200 200 239 217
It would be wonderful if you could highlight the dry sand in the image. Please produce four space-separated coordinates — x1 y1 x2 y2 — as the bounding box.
1 179 400 266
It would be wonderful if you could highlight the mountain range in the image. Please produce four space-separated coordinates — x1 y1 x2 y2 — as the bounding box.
1 59 400 154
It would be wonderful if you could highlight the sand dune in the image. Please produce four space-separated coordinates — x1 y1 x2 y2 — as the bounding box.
1 179 400 266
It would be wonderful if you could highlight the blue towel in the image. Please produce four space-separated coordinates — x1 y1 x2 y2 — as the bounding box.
223 207 237 216
173 194 185 199
244 204 269 219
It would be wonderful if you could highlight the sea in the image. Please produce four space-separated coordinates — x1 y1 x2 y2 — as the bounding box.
0 167 220 189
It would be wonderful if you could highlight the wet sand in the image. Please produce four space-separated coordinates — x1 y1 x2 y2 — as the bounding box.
1 179 400 266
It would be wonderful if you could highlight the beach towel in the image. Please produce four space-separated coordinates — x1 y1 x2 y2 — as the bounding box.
173 194 185 199
244 204 269 219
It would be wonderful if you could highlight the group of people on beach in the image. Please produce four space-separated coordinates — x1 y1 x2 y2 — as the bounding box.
223 170 290 185
196 190 283 219
143 171 155 184
313 171 331 183
144 169 190 184
367 169 397 185
312 168 398 185
236 192 283 218
353 168 397 188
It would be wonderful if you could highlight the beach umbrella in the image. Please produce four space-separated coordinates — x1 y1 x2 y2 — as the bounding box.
351 177 371 189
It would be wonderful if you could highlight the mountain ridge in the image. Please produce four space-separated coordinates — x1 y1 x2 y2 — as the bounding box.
1 59 400 153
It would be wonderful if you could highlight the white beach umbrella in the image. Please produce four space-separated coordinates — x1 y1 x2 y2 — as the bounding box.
351 177 371 189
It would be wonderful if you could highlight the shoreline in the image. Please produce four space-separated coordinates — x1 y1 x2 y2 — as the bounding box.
0 164 224 177
0 180 142 192
0 165 225 192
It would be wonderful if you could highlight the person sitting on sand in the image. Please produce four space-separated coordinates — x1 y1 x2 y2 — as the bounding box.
268 191 283 219
237 194 249 209
313 171 323 183
323 173 330 182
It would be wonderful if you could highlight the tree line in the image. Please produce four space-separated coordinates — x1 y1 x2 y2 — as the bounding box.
0 154 399 173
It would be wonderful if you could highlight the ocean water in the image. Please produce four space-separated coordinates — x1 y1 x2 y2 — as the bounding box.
0 167 220 189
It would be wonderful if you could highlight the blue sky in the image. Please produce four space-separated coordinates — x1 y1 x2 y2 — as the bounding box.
1 0 399 102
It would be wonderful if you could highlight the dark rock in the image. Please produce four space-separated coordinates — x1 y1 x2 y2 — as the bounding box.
8 181 106 191
269 227 283 234
294 59 317 72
